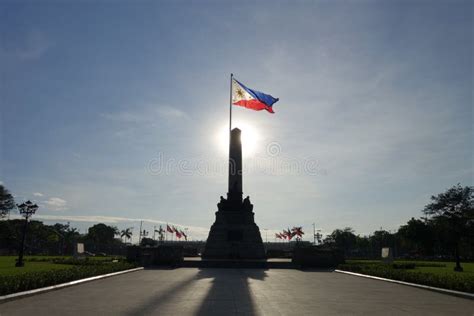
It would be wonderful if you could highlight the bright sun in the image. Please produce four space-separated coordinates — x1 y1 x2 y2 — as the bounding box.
216 122 260 158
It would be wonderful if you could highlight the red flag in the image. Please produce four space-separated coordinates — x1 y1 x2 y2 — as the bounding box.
275 233 282 239
166 225 173 233
181 230 187 241
175 230 182 239
285 228 294 240
292 226 304 238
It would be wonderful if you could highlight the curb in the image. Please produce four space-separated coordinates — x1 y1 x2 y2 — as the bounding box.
335 269 474 300
0 267 144 303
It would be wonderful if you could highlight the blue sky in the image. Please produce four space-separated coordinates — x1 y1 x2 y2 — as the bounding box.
1 1 472 240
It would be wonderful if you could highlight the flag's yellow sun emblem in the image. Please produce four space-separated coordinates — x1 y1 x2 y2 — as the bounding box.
236 88 245 99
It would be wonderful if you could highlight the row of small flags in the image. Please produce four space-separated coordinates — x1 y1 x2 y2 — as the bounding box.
275 226 304 240
166 224 187 241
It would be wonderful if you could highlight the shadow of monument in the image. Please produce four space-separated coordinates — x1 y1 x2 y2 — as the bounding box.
125 268 267 315
125 270 199 315
195 269 267 315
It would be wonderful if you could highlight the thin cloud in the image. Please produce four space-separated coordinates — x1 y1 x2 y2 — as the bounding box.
101 104 189 124
29 214 208 231
101 111 150 124
33 192 44 197
156 105 189 120
44 197 67 211
8 214 211 240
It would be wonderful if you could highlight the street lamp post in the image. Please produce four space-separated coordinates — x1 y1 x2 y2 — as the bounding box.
16 201 38 267
140 230 149 245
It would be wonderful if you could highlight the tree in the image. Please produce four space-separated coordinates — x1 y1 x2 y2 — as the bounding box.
50 222 80 255
120 228 133 243
0 220 20 253
354 235 372 258
397 218 434 256
327 227 357 256
86 223 118 245
423 184 473 271
0 185 15 218
0 219 78 255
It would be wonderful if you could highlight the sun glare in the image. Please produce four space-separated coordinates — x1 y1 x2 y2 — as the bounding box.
216 122 260 158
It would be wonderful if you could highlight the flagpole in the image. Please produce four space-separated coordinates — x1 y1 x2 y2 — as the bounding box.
228 73 233 192
229 73 233 135
139 220 143 245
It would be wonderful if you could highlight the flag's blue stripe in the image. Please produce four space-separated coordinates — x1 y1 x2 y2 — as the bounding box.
235 79 279 107
235 79 258 99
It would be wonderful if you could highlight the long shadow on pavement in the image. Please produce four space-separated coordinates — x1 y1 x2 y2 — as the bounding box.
195 269 267 315
125 268 267 315
125 268 199 315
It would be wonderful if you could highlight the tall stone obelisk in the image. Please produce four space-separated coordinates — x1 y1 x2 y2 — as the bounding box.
202 128 266 260
228 128 243 201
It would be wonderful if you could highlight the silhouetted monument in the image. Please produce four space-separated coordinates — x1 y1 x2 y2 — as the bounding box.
203 128 266 259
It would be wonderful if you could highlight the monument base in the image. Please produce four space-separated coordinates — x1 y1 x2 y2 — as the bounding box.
202 193 266 260
126 245 183 266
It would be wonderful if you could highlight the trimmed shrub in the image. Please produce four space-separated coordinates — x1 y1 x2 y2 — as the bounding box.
0 262 137 296
392 263 416 269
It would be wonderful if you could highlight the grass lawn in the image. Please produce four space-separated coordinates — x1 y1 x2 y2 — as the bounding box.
340 259 474 293
0 256 72 276
412 262 474 275
346 259 474 275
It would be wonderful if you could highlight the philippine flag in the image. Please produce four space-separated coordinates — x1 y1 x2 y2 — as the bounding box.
232 78 279 114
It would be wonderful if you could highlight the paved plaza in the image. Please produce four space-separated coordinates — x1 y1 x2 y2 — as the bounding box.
1 268 473 315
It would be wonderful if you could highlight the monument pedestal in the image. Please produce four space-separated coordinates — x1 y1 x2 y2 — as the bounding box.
203 128 266 260
202 192 266 259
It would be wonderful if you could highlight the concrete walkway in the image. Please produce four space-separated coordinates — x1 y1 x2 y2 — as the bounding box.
1 268 472 315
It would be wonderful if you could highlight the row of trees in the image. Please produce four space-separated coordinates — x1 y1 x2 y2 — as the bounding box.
0 184 154 255
0 219 128 256
324 184 473 271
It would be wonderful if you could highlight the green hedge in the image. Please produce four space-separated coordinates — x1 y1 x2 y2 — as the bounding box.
50 258 123 265
338 263 474 293
0 262 137 296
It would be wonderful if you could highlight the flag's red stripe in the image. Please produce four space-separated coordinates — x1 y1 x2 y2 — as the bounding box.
233 99 274 114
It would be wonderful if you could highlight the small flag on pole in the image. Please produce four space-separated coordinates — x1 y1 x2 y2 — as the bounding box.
232 78 279 114
291 226 304 238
